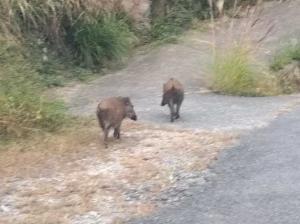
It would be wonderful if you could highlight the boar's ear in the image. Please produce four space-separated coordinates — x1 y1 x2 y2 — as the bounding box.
122 97 131 105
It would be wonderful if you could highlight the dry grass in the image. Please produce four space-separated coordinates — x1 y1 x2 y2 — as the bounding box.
210 44 280 96
0 0 141 36
0 119 236 224
208 1 282 96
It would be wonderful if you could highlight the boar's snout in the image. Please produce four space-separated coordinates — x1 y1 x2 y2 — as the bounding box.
123 97 137 121
131 114 137 121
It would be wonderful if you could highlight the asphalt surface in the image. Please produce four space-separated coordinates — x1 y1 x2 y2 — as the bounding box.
131 106 300 224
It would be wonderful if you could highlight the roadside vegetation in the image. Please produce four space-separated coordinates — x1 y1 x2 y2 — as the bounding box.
208 1 299 97
210 40 300 96
0 37 67 141
150 0 210 41
270 43 300 71
270 42 300 93
210 45 279 96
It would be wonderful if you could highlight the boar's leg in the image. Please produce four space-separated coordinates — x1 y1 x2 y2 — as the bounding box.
103 128 109 148
168 99 175 122
113 126 121 139
103 125 113 148
175 103 181 119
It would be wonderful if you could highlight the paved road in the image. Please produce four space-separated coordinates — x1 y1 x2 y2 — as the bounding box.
131 106 300 224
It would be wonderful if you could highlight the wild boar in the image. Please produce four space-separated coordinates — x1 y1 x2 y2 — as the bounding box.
161 78 184 122
96 97 137 147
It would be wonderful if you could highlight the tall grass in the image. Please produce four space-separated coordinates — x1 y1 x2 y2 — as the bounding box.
0 78 67 138
150 0 210 41
211 46 257 96
211 46 279 96
269 41 300 94
270 43 300 71
208 0 282 97
73 14 136 67
0 37 67 139
0 0 137 68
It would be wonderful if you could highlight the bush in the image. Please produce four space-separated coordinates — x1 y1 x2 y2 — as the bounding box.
151 7 192 40
269 42 300 94
150 0 210 41
0 39 67 139
72 14 137 68
270 43 300 71
211 46 279 96
0 0 137 69
0 80 67 138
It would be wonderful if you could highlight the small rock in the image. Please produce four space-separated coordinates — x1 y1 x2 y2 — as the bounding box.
182 191 193 197
159 195 169 201
0 205 10 213
88 211 98 217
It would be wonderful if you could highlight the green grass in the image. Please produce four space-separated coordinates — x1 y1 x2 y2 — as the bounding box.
0 38 68 140
269 42 300 94
0 0 138 70
150 0 209 41
270 43 300 71
27 40 95 87
72 14 137 68
211 46 279 96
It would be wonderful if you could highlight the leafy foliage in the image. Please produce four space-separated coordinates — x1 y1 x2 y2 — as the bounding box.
150 0 210 41
0 0 137 68
270 43 300 71
72 14 136 67
0 38 67 139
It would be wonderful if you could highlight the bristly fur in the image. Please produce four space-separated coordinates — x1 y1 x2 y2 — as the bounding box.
161 78 184 122
96 97 137 147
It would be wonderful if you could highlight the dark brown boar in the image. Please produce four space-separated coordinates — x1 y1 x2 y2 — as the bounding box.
161 78 184 122
96 97 137 147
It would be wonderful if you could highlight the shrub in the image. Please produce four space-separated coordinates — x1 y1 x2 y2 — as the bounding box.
150 0 210 41
0 38 67 139
269 42 300 94
270 43 300 71
151 7 192 40
211 46 279 96
72 14 137 68
0 0 137 69
0 79 67 138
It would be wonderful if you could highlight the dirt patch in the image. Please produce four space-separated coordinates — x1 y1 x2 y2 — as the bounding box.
0 120 236 224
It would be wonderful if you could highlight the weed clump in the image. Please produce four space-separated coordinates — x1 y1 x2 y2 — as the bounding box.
270 43 300 71
0 39 67 140
72 14 137 68
0 0 137 69
211 46 279 96
150 0 210 41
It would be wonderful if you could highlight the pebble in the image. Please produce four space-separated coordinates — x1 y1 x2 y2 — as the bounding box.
0 205 10 213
